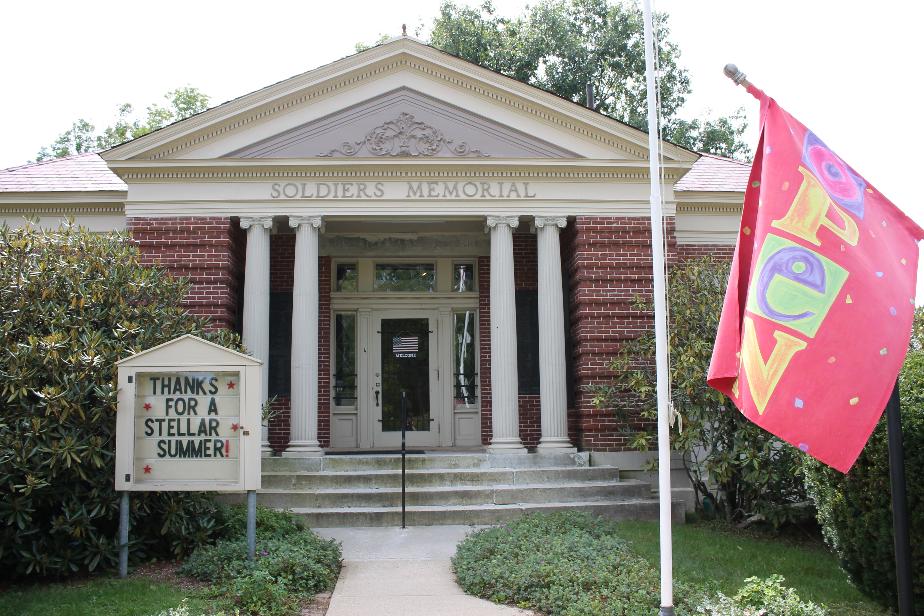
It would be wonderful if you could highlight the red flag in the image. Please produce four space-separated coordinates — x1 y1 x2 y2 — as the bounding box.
707 86 924 472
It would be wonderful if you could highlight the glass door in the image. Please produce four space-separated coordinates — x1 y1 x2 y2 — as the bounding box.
372 312 439 447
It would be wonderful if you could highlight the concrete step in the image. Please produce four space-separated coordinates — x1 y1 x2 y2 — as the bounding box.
256 479 651 508
261 466 621 490
262 451 589 473
289 498 687 527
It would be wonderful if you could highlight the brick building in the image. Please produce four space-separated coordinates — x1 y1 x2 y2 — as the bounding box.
0 38 746 488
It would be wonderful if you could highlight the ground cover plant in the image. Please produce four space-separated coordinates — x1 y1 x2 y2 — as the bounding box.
0 222 244 578
178 505 342 616
614 520 883 616
0 578 208 616
0 506 342 616
454 512 880 616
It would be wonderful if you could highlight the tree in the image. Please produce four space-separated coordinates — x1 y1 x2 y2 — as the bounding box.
0 221 239 577
428 0 749 159
591 257 807 526
35 87 209 161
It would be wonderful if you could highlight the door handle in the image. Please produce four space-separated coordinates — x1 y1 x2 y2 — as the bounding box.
374 390 380 407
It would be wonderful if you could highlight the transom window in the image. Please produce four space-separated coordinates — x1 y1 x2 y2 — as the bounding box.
331 258 477 294
373 263 436 292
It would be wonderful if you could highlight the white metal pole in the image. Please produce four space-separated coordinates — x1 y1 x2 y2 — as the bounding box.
642 1 674 613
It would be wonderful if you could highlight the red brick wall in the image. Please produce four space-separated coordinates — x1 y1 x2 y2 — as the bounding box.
318 256 331 448
268 396 291 454
265 235 330 452
479 256 492 445
478 231 542 447
565 216 680 451
127 216 243 331
676 244 736 261
270 234 295 292
267 234 294 453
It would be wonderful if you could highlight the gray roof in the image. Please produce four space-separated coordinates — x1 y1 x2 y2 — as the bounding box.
0 151 749 195
673 153 750 193
0 153 126 193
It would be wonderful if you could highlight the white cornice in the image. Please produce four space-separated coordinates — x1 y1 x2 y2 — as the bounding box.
102 39 697 164
106 159 690 183
675 191 744 204
0 192 126 204
122 199 678 218
676 202 743 215
0 203 124 215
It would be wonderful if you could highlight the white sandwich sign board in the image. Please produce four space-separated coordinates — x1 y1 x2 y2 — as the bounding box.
115 335 262 492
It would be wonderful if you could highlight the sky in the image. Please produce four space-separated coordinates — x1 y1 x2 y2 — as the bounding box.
1 0 921 225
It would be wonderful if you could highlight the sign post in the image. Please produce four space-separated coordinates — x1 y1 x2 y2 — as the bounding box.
114 335 262 573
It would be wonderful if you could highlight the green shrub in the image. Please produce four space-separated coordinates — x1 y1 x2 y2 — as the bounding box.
223 569 298 616
803 330 924 610
218 504 302 540
591 257 808 527
452 512 704 615
179 509 341 616
695 575 828 615
0 222 243 578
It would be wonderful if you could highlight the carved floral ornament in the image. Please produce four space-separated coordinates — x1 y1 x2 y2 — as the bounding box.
320 113 489 158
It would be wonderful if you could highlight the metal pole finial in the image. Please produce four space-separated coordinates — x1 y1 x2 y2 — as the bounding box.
723 64 750 88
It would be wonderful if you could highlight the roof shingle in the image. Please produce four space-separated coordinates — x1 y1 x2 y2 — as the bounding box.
674 153 750 193
0 153 126 193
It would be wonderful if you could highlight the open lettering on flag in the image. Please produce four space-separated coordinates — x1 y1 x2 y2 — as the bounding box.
708 85 924 472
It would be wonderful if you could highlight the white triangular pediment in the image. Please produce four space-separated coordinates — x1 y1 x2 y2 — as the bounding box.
102 38 697 164
224 88 578 159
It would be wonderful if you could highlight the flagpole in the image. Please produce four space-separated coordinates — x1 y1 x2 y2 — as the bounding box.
886 382 915 615
723 64 915 615
642 2 674 613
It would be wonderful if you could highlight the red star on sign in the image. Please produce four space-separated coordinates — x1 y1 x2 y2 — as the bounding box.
143 464 152 474
227 380 236 390
231 423 240 432
143 403 152 411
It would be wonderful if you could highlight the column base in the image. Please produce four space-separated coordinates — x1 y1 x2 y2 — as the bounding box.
282 441 325 458
487 440 527 454
536 438 576 453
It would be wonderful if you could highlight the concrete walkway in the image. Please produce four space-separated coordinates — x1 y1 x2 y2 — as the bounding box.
316 526 533 616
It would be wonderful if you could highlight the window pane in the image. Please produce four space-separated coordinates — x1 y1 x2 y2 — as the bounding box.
336 263 358 292
373 263 435 292
453 311 478 406
334 313 356 406
452 262 474 292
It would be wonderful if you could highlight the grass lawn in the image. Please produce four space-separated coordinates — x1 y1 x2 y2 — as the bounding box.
0 570 208 616
614 520 887 615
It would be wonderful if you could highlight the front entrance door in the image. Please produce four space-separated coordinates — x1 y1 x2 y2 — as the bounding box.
372 311 439 447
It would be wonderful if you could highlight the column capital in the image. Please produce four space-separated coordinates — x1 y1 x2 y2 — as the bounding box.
239 215 274 230
288 215 324 230
533 216 568 230
485 215 519 231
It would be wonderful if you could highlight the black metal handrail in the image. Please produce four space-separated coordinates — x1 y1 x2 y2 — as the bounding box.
400 390 407 529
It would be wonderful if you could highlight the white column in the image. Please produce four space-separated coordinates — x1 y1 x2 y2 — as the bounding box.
534 216 575 451
486 215 526 453
284 215 324 457
240 216 273 457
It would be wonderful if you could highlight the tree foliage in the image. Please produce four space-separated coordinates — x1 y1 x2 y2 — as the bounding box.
0 222 240 578
35 87 209 161
591 257 807 526
803 307 924 611
428 0 749 158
